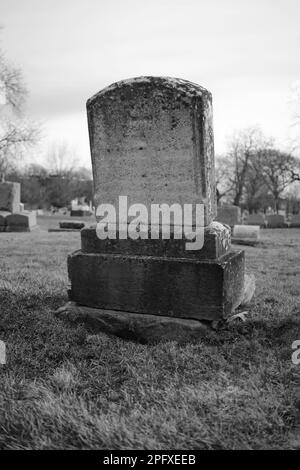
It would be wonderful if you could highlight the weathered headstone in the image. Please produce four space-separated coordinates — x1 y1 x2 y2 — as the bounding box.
247 213 265 227
290 215 300 228
266 214 287 228
0 182 20 213
61 77 249 340
216 204 241 227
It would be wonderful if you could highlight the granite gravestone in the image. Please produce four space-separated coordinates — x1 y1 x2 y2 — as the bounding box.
216 204 241 228
64 77 247 339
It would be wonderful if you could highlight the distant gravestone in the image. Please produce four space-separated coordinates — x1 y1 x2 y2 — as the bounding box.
232 225 260 246
266 214 287 228
247 213 265 227
290 214 300 228
6 211 37 232
0 182 20 213
61 77 249 339
216 205 241 227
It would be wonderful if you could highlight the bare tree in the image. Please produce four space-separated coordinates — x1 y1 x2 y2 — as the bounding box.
0 35 39 180
253 148 300 212
46 141 79 177
215 154 234 204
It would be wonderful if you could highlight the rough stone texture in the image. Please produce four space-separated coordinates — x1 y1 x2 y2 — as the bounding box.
59 220 85 229
290 215 300 228
55 302 217 344
6 211 37 232
68 249 245 322
215 205 241 227
87 76 216 226
0 182 21 213
247 213 265 227
266 214 287 228
81 221 231 260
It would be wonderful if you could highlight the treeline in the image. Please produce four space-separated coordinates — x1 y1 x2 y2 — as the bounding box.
216 127 300 213
7 164 93 210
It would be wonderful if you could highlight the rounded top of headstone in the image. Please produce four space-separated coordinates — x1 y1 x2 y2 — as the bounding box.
87 76 211 107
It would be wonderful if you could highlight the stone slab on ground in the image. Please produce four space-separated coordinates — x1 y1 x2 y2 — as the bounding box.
56 273 255 343
59 220 85 229
55 302 216 344
71 210 92 217
81 221 231 260
48 228 83 233
68 249 245 322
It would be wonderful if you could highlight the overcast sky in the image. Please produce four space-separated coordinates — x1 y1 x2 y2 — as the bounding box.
1 0 300 167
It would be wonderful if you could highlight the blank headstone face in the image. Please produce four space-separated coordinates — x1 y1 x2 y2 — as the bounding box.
216 205 241 227
87 77 216 226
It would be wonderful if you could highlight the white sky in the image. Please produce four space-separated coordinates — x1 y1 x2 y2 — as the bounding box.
1 0 300 168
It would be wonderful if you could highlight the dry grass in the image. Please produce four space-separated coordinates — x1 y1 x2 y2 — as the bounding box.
0 218 299 449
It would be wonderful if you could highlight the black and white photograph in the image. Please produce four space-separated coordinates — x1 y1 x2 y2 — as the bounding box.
0 0 299 455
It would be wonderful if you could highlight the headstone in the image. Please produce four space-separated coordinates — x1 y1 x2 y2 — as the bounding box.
0 182 20 213
70 209 92 217
266 214 287 228
232 225 260 246
247 213 265 227
216 205 241 227
6 211 37 232
0 211 10 232
290 215 300 228
64 77 248 338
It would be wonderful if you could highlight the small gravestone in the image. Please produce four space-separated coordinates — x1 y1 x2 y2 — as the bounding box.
247 213 265 227
290 215 300 228
216 205 241 227
0 182 20 213
58 77 251 342
266 214 287 228
232 225 260 246
6 211 37 232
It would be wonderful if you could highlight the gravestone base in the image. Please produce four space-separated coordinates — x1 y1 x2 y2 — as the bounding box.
68 249 245 323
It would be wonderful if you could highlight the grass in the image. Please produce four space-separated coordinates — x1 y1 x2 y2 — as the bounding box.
0 216 299 449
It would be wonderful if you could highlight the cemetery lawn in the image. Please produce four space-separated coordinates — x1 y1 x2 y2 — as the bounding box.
0 217 299 450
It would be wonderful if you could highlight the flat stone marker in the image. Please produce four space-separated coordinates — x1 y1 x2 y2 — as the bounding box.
290 215 300 228
59 220 85 229
232 225 260 246
216 205 241 227
266 214 287 228
63 77 250 339
246 213 265 227
0 182 20 213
